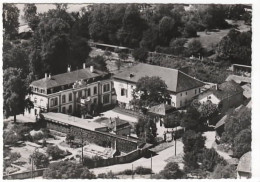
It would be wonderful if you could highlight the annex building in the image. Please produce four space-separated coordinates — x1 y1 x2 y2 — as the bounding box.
113 63 205 109
25 64 115 118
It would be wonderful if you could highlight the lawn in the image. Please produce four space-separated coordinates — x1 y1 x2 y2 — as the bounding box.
185 19 251 50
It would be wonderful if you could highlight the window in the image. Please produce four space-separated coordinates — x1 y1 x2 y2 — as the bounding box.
62 107 66 113
186 92 187 95
207 96 211 100
68 105 72 113
180 100 182 107
54 98 58 106
199 88 201 93
195 89 197 95
103 83 110 92
94 86 97 95
62 95 66 103
69 93 72 101
103 94 110 104
121 88 126 96
180 93 182 96
78 91 82 98
87 88 91 96
34 98 37 104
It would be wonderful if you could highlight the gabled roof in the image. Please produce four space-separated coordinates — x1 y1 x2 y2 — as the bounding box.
113 63 204 93
198 80 244 101
31 68 108 89
237 151 251 173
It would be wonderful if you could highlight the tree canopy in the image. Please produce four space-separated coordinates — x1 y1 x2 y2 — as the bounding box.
43 161 96 179
3 4 20 39
131 76 170 108
136 116 157 144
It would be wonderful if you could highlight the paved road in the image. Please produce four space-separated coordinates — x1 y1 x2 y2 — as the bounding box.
90 140 184 175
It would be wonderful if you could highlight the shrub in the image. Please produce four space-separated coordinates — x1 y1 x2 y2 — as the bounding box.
159 162 184 179
135 166 152 175
32 132 44 141
30 151 49 169
118 169 133 175
46 145 65 160
97 171 118 179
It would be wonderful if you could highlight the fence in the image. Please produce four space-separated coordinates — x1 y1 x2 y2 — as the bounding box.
3 168 47 179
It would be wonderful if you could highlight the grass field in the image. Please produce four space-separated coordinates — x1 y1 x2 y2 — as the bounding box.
185 20 251 50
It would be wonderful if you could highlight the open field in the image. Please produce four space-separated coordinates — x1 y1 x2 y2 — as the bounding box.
185 20 251 50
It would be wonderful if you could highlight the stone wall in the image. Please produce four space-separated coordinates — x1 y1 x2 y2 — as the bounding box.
46 120 138 153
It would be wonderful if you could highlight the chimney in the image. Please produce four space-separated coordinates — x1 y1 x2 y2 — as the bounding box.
83 63 86 69
67 65 71 72
49 73 51 79
45 73 48 80
90 66 94 73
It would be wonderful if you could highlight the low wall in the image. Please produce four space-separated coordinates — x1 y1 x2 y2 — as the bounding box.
46 120 139 153
3 168 46 179
91 147 149 168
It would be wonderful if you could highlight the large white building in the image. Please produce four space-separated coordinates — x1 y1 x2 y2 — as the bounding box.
113 63 205 109
25 64 115 118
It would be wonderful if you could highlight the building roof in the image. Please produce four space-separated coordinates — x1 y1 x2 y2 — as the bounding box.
237 151 251 173
226 75 251 84
31 68 107 89
113 63 205 93
242 84 251 99
41 112 107 131
198 80 244 101
215 115 227 129
148 103 176 116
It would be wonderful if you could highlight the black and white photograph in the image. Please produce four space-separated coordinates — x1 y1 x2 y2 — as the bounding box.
1 1 259 180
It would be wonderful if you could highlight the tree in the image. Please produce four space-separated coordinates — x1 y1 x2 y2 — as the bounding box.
140 26 159 51
136 116 157 144
85 55 108 72
43 161 96 179
159 162 184 179
46 145 65 160
199 148 226 172
220 107 251 144
3 4 20 40
132 48 148 62
164 112 182 128
232 129 251 158
183 21 197 38
131 76 170 108
30 151 49 169
187 39 203 57
3 68 26 122
182 130 206 154
211 164 236 179
117 4 147 48
216 29 251 65
169 38 187 56
23 4 40 31
158 16 178 46
180 106 205 132
66 133 75 144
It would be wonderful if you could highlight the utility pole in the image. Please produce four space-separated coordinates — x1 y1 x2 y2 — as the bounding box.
150 152 153 179
81 129 84 164
175 124 177 156
132 164 134 179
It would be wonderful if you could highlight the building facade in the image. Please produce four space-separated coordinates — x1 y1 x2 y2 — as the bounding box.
198 80 244 113
113 63 205 109
25 64 115 118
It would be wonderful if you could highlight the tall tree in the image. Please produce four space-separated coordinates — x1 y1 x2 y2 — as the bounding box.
131 76 170 108
3 4 20 40
117 4 147 48
3 68 26 122
23 4 40 31
136 116 157 144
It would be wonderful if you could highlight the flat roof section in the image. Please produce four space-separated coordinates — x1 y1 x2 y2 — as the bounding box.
41 112 107 131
